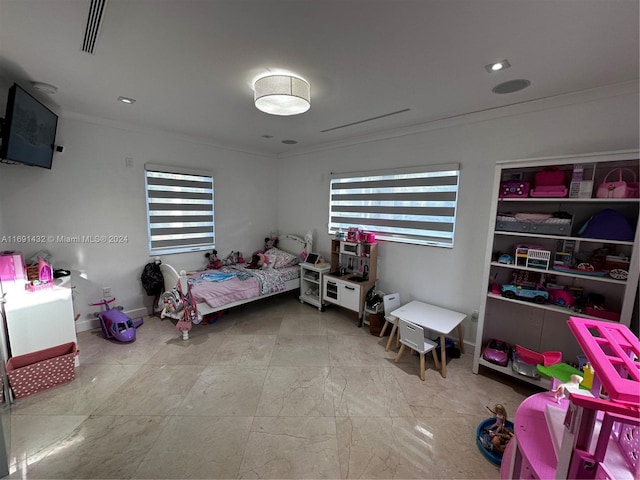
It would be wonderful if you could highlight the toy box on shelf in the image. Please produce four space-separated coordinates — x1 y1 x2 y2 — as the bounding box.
495 212 574 236
568 163 596 199
530 166 568 197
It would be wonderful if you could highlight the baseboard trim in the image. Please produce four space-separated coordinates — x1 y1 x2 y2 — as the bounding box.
75 307 150 333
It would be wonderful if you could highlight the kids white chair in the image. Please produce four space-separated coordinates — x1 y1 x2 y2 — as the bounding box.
379 293 401 351
394 318 440 381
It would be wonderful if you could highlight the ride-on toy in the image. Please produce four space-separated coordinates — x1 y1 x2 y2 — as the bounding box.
92 297 143 342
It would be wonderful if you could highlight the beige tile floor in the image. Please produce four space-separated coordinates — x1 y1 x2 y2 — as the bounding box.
6 293 540 479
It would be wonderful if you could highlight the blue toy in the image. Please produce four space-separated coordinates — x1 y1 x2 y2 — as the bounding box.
476 417 515 466
92 297 143 342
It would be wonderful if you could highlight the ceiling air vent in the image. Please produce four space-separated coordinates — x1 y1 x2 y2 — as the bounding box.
82 0 108 54
321 108 410 133
492 79 531 94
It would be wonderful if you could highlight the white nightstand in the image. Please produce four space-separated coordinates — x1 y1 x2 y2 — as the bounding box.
299 263 330 311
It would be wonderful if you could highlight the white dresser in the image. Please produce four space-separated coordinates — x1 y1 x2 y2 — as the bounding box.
3 278 78 366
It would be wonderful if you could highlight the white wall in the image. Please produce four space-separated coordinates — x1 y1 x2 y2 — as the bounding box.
0 116 278 328
276 85 640 346
1 84 637 345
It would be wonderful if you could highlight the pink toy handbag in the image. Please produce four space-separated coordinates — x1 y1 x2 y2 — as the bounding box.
596 168 640 199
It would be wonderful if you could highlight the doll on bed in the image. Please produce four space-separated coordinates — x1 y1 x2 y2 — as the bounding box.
205 249 223 269
264 234 278 250
247 252 269 269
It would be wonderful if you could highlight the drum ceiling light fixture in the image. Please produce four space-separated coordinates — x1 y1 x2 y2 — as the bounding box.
254 74 310 116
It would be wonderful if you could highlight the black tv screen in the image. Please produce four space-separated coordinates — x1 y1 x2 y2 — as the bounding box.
0 83 58 169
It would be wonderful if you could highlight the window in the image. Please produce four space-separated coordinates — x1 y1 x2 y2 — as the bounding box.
145 164 215 255
329 163 460 248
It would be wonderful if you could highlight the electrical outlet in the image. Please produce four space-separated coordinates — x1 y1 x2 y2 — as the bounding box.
471 309 479 320
125 157 134 168
103 287 111 299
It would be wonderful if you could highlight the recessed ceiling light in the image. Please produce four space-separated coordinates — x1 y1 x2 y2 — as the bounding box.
484 60 511 73
118 96 136 104
261 134 274 139
31 82 58 94
281 140 298 145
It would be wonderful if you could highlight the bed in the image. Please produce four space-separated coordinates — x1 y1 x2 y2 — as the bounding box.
158 233 311 335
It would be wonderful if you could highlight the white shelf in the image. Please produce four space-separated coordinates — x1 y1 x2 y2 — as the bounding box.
499 197 640 204
486 292 626 321
490 262 628 285
477 357 551 389
494 231 635 246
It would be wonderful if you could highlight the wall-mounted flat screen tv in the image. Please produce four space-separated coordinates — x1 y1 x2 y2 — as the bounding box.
0 83 58 169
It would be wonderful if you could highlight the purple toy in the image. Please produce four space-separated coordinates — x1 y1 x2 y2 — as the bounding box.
92 297 143 342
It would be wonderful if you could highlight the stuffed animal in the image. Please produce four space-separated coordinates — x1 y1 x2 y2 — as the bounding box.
205 249 222 269
221 251 241 266
264 235 278 251
248 253 269 269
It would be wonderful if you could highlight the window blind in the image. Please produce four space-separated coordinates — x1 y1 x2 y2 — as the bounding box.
329 164 460 248
145 164 215 255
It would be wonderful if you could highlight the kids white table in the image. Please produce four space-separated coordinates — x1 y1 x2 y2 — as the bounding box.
391 300 466 378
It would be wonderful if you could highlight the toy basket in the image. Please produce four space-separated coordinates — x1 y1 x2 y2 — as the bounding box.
6 342 78 398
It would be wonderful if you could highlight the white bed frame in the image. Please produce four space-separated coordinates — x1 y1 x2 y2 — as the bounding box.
159 233 311 318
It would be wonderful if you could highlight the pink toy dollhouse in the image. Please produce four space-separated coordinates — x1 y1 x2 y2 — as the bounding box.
501 317 639 479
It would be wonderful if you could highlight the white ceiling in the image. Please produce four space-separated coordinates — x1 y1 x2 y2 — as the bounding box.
0 0 638 156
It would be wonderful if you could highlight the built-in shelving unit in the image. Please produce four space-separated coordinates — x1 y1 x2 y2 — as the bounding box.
472 150 640 388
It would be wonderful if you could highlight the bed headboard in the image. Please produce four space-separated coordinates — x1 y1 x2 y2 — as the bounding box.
278 232 312 257
160 263 181 292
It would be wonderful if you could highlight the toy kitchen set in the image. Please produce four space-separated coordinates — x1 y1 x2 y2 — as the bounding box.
0 250 79 404
323 228 378 325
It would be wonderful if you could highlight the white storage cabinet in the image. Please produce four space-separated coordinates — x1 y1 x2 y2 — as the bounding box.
323 277 361 312
4 280 79 366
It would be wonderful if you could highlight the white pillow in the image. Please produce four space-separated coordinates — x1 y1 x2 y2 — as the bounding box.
265 247 299 268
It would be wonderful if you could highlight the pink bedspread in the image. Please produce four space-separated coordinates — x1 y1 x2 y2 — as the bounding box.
187 265 299 309
190 275 260 308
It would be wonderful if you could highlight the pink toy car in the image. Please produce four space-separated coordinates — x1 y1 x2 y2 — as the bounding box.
483 339 512 366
